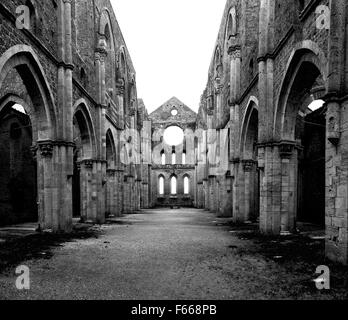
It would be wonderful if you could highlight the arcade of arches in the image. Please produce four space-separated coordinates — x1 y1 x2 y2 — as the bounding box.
1 0 348 265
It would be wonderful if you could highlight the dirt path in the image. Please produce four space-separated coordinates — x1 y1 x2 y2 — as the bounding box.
0 208 347 300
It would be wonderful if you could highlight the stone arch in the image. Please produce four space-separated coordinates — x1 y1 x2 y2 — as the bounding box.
240 97 259 158
106 129 116 169
158 174 165 195
214 45 223 77
0 45 57 141
274 45 327 228
73 100 97 160
226 6 237 40
72 100 97 220
99 9 114 39
0 94 37 226
99 9 117 100
117 47 128 117
105 128 117 218
118 47 128 79
0 99 35 227
170 174 178 195
183 174 191 195
274 42 327 140
0 94 36 138
239 97 260 222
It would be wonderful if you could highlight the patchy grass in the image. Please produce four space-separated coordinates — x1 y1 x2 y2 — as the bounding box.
227 222 348 299
0 226 102 274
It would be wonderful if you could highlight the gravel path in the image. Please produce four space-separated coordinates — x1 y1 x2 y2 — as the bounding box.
0 208 346 300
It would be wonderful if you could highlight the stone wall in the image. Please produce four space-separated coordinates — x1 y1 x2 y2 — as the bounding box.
196 0 348 265
0 0 145 230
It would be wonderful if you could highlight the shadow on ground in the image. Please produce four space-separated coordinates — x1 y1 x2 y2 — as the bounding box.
225 221 348 299
0 225 102 274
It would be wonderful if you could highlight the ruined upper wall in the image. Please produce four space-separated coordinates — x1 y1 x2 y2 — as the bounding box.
198 0 331 134
197 0 260 129
0 0 141 123
72 0 137 103
149 97 197 126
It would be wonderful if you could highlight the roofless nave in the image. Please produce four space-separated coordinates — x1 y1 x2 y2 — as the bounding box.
0 0 348 265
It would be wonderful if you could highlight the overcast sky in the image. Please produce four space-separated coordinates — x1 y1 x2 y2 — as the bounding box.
110 0 226 114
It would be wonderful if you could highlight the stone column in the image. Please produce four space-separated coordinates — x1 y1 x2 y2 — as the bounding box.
95 159 107 224
232 160 246 223
80 160 93 222
243 160 258 222
203 179 209 210
325 97 348 264
116 167 124 216
279 142 298 235
323 0 348 264
106 169 117 217
95 37 108 224
34 142 53 230
228 44 242 223
53 0 75 232
215 77 223 129
208 175 217 213
258 144 279 234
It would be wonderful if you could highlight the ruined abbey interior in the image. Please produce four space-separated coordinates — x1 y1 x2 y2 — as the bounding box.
1 0 348 269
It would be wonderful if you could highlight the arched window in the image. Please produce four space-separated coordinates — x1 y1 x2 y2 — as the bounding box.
159 176 164 195
182 152 186 165
184 176 190 194
172 152 176 165
104 24 111 50
226 7 237 40
161 151 166 165
171 176 177 195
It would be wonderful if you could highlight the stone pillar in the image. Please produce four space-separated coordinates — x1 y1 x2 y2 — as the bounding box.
117 81 125 125
325 97 348 264
80 160 93 222
106 169 117 217
95 37 108 224
228 44 242 223
196 182 203 208
208 175 217 213
232 160 246 223
215 78 223 129
53 0 75 232
324 0 348 264
258 142 297 235
279 142 298 234
34 142 53 230
203 179 209 210
222 173 233 217
258 144 279 234
136 179 141 211
243 160 258 222
116 168 124 216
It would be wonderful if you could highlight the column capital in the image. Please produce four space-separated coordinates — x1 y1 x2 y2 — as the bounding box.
228 46 241 58
37 140 54 158
279 141 296 159
128 107 136 116
116 79 125 95
242 159 256 172
81 159 94 169
95 49 107 62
